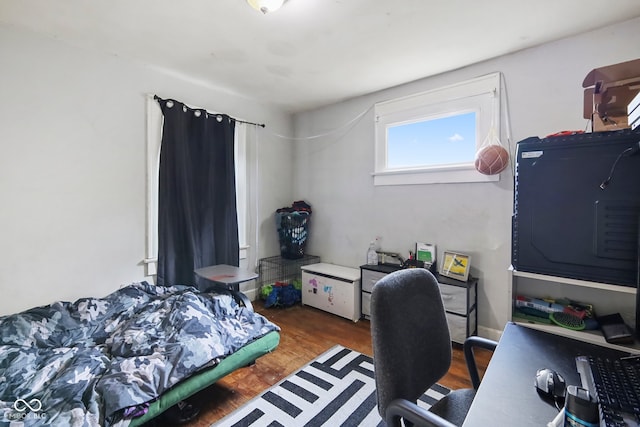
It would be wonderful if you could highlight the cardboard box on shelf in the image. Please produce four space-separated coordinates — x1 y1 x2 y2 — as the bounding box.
582 58 640 132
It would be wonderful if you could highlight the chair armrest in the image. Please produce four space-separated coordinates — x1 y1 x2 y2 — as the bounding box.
386 399 457 427
463 336 497 390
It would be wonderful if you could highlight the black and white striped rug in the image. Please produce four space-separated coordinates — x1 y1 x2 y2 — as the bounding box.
210 345 451 427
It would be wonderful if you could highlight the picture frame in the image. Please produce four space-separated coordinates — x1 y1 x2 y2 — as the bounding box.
440 251 471 282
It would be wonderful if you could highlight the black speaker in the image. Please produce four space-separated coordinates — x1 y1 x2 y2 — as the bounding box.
512 129 640 287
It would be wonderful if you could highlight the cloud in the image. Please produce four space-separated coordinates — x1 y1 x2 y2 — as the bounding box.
448 133 464 142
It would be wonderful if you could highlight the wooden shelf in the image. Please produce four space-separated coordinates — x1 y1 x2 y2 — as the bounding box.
509 267 639 353
510 267 636 294
512 320 640 354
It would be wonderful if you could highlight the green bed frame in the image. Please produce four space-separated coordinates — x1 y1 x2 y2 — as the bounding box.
129 287 279 426
129 329 280 426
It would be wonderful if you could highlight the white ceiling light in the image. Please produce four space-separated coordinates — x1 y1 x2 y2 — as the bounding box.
247 0 285 14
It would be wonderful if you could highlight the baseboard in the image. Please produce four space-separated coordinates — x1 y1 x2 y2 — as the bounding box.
242 287 258 302
478 325 503 342
239 285 506 341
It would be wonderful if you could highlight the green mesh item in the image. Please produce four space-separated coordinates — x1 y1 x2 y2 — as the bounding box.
260 284 273 300
550 312 586 330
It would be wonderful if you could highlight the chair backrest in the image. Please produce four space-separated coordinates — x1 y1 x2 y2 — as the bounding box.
371 268 452 417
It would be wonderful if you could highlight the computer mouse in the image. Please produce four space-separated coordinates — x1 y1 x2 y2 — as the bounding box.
535 368 567 400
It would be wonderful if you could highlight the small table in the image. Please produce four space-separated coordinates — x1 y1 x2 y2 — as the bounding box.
194 264 258 292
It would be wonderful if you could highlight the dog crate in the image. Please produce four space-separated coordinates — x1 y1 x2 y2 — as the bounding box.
258 254 321 289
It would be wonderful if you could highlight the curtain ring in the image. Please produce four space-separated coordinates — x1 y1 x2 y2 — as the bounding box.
216 115 223 123
194 110 202 117
166 100 174 108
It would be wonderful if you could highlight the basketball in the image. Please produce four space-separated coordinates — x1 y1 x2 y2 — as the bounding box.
475 145 509 175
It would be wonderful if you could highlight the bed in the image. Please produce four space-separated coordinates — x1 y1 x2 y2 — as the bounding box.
0 281 280 426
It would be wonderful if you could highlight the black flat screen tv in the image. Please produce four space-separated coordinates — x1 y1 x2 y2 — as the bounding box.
512 129 640 287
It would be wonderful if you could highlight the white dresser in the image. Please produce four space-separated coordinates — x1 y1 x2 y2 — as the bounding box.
360 265 478 344
437 275 478 344
301 263 361 322
360 264 403 320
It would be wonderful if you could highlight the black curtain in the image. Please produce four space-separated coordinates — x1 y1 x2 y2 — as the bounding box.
156 98 239 287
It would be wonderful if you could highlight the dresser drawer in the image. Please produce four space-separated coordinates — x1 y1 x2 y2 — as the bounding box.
446 312 472 344
438 282 471 315
361 291 371 317
361 269 387 292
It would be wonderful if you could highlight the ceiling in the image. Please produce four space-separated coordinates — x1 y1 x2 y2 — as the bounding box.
2 0 640 113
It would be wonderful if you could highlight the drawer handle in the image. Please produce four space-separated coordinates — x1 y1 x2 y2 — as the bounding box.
442 294 454 300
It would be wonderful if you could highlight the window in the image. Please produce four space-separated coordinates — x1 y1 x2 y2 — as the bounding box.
387 111 477 169
234 123 249 261
374 73 501 185
144 96 249 276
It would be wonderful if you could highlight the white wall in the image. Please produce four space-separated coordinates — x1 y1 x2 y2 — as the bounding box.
292 17 640 338
2 18 638 328
0 24 293 315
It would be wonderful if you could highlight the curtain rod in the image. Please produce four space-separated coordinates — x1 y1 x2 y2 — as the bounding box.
153 95 265 128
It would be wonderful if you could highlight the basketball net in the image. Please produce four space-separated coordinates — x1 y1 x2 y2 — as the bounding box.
474 85 510 175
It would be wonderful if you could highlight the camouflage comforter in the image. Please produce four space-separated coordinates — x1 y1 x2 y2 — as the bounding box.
0 282 279 426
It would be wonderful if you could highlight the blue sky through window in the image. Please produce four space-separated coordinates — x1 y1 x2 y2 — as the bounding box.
387 111 477 168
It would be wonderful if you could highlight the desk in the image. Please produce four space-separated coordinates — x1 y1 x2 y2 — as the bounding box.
194 264 258 292
463 323 632 426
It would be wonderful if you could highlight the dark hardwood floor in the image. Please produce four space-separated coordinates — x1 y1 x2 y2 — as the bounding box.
151 302 493 427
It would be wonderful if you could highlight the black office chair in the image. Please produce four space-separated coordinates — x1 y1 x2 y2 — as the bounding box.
371 268 497 427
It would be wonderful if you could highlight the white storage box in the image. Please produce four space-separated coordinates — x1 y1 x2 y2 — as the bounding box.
301 263 361 322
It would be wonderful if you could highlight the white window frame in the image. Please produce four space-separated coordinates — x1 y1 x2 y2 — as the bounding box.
374 73 501 186
144 96 248 277
234 123 250 262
